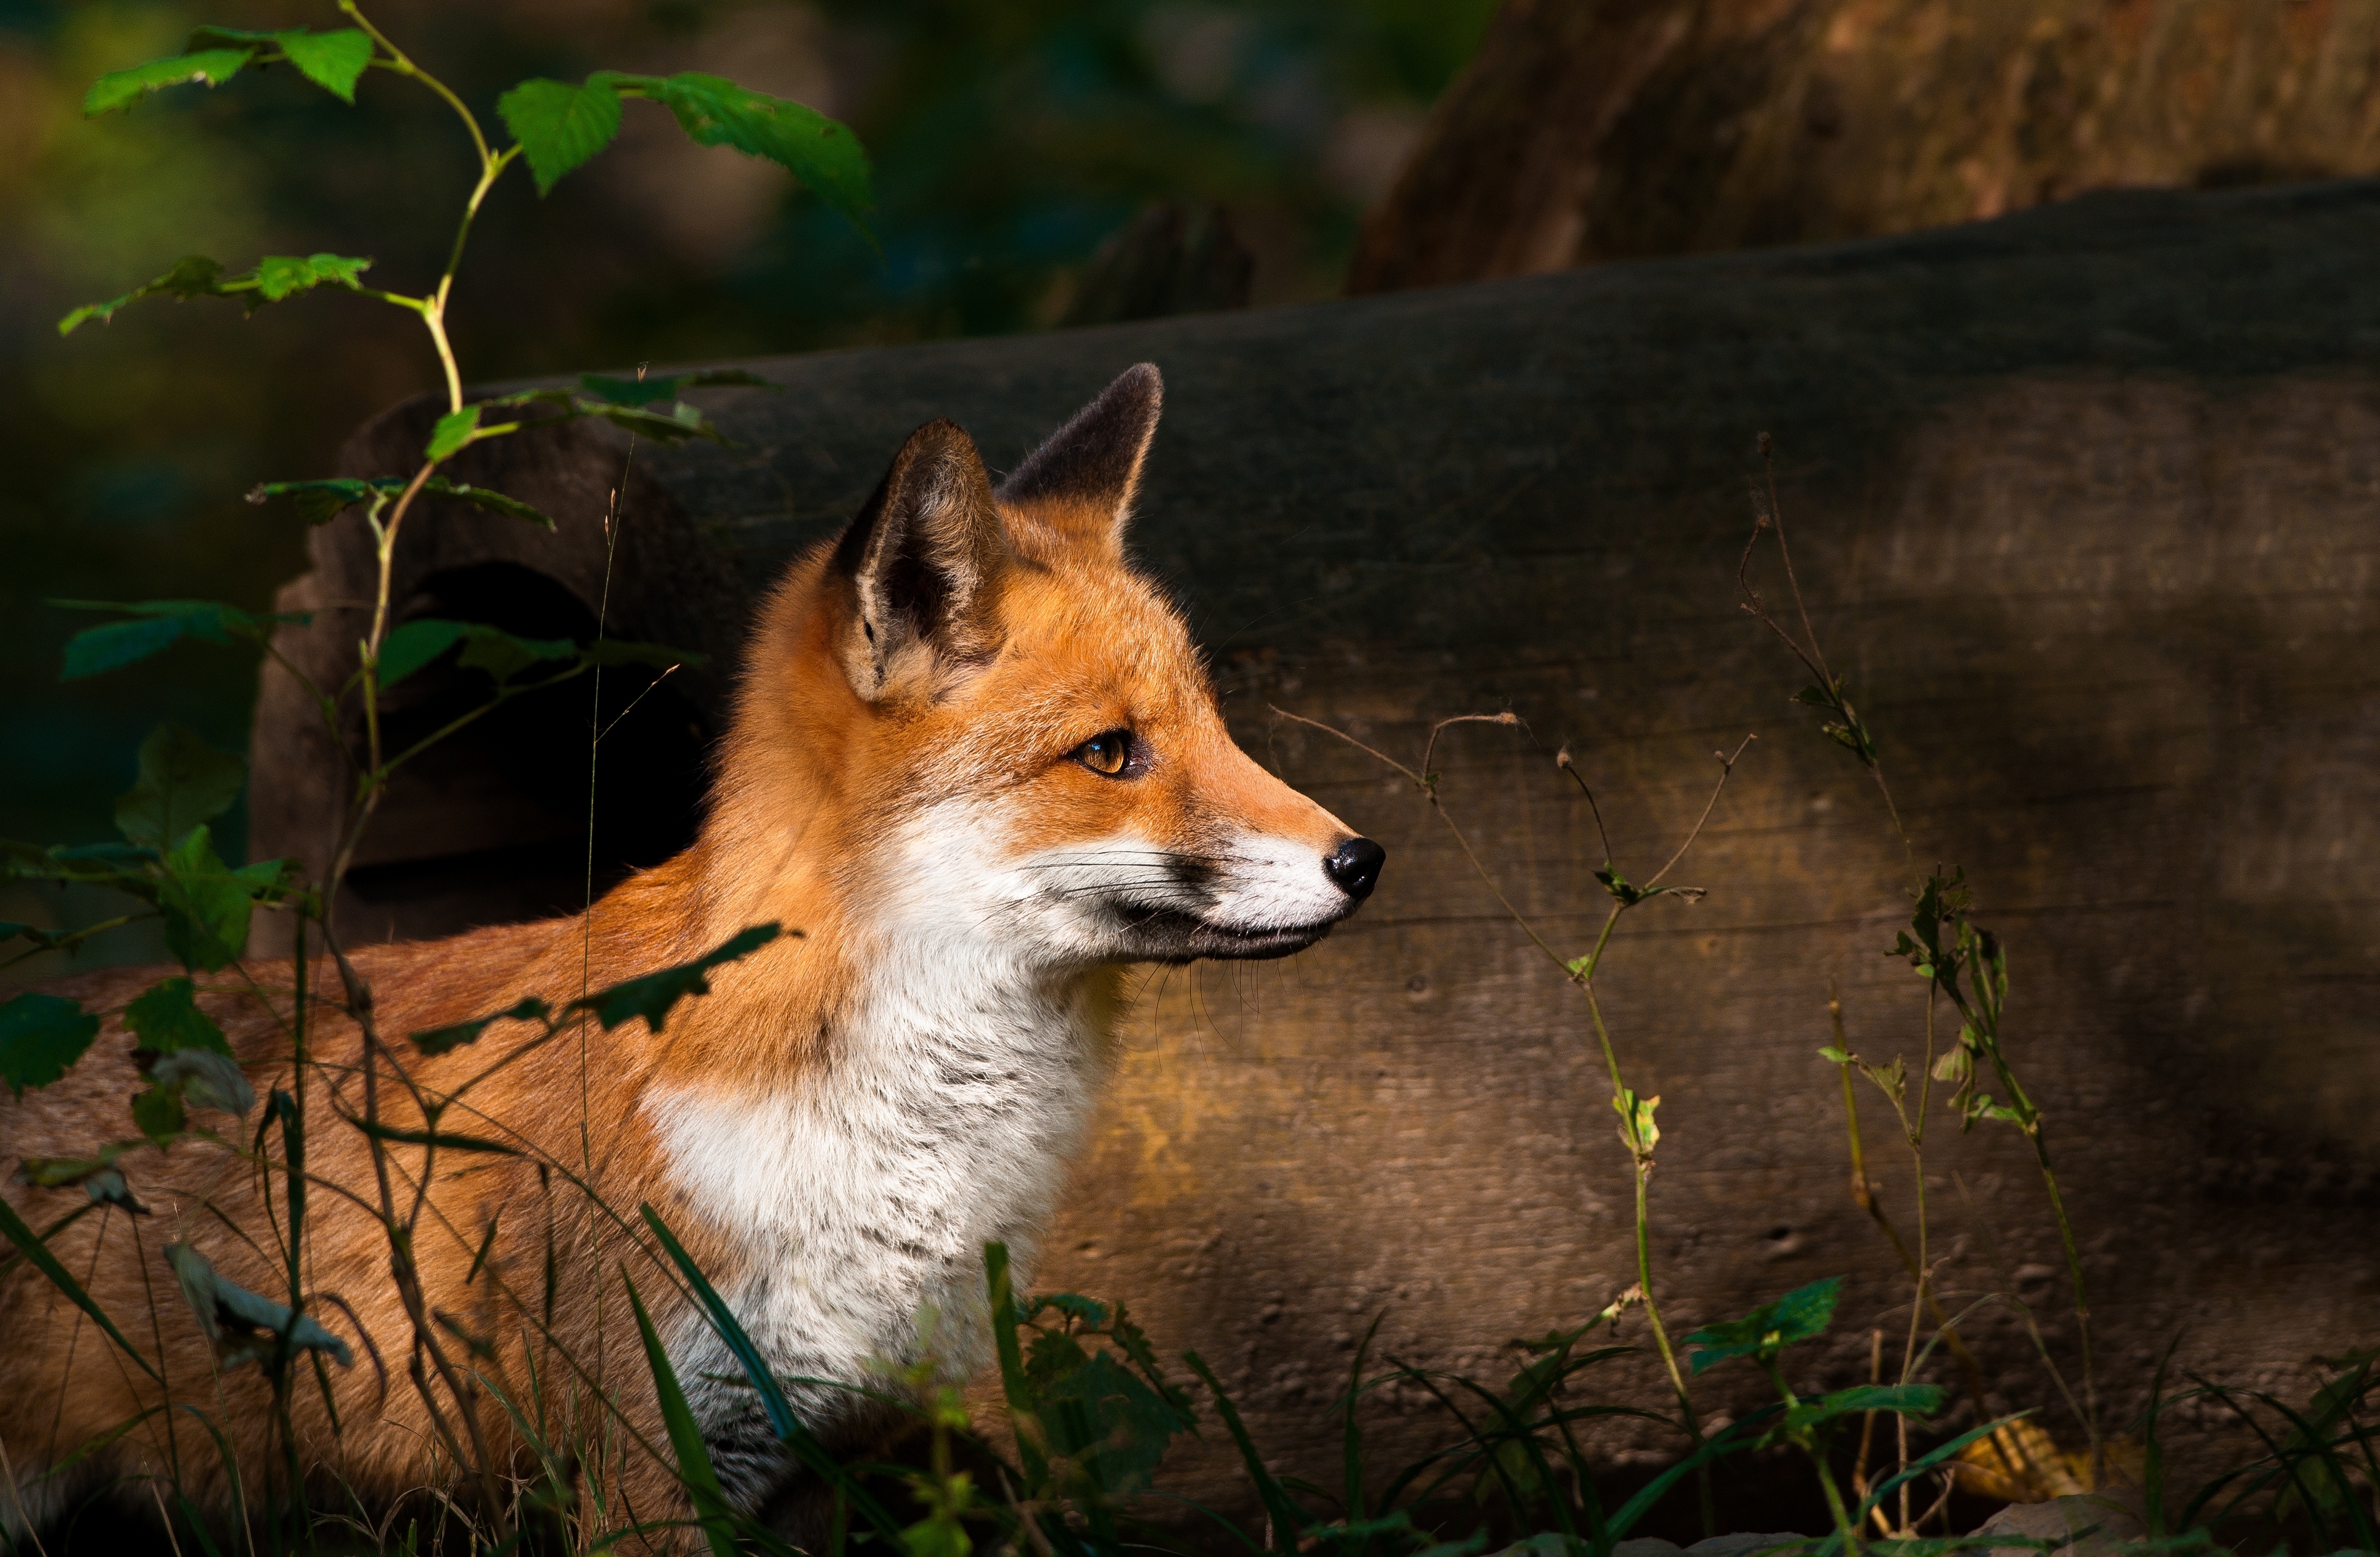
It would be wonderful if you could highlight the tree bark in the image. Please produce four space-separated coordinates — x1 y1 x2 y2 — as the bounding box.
1348 0 2380 293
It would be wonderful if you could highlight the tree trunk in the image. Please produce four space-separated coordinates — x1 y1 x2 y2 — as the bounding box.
1348 0 2380 293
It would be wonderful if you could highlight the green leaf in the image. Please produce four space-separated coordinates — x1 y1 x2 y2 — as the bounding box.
0 922 59 950
250 252 371 302
577 924 784 1035
1786 1383 1943 1434
271 28 372 103
347 1121 519 1158
57 251 366 333
625 1271 741 1557
1022 1291 1110 1330
426 405 483 462
54 599 306 680
422 480 556 529
58 256 227 334
1 840 160 901
574 368 776 407
1036 1347 1188 1494
84 48 253 116
382 619 633 691
165 1241 352 1370
375 618 468 691
1818 1045 1852 1064
477 386 734 446
1859 1056 1908 1108
248 477 385 525
602 72 872 232
455 624 576 684
17 1145 147 1214
0 1195 163 1381
124 977 233 1059
1611 1086 1659 1155
586 401 730 444
115 724 245 851
157 827 258 972
1684 1277 1843 1375
131 1085 186 1146
250 476 555 529
146 1048 254 1118
64 616 194 679
499 76 626 195
0 994 101 1100
411 997 551 1056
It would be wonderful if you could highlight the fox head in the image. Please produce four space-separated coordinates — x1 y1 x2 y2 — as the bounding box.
712 363 1382 970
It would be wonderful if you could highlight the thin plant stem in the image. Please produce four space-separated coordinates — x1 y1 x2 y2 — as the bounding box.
1758 1357 1861 1557
1746 433 2104 1487
1273 706 1754 1536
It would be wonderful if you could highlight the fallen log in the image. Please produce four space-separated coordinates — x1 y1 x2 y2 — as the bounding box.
251 178 2380 1517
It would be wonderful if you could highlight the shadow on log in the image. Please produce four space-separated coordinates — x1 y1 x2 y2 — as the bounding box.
252 179 2380 1519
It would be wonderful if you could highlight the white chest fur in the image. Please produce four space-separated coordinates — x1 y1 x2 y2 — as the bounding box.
642 954 1107 1504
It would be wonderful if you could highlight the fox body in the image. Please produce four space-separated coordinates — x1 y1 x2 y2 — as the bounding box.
0 366 1382 1541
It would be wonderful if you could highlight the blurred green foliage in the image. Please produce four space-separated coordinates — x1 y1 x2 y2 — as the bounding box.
0 0 1490 909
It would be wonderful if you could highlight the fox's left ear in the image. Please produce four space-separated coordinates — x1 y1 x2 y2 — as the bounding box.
832 419 1009 700
995 362 1162 564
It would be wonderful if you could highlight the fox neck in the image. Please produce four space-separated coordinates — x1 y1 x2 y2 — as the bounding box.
640 934 1116 1501
628 818 1121 1492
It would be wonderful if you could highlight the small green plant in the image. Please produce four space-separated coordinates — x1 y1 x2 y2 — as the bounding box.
1681 1277 2006 1554
1740 433 2106 1524
1 6 870 1548
1270 706 1755 1539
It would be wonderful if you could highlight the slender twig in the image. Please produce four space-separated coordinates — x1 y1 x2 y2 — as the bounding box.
1272 705 1755 1536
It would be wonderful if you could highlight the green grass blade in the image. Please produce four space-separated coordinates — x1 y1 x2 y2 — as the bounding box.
641 1204 797 1437
639 1204 905 1542
625 1268 739 1557
2255 1390 2374 1550
1852 1413 2026 1527
984 1240 1052 1490
1185 1350 1307 1552
1342 1312 1383 1529
0 1195 162 1381
1606 1408 1778 1542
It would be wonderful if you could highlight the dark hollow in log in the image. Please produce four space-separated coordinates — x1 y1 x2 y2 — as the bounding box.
251 179 2380 1519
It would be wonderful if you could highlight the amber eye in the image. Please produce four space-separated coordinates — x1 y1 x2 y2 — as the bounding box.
1075 730 1133 777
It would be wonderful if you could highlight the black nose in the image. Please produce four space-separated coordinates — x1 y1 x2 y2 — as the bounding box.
1324 837 1385 900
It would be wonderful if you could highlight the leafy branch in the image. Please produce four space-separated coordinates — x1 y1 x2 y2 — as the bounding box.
20 7 870 1534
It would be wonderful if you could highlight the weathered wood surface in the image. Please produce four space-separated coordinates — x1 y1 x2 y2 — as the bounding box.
251 179 2380 1514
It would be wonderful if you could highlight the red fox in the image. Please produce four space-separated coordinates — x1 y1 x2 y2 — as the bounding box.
0 363 1382 1545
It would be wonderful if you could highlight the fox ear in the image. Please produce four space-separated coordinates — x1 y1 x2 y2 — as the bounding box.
995 362 1162 563
832 419 1009 700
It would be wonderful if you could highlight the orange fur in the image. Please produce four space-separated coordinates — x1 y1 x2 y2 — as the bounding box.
0 366 1376 1548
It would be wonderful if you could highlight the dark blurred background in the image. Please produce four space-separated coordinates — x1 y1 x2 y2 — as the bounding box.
0 0 1493 867
12 0 2380 963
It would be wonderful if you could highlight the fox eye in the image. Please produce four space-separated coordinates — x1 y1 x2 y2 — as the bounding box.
1075 729 1133 777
